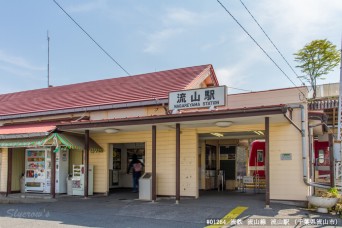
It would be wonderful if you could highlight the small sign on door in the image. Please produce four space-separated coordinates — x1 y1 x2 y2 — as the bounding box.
243 176 254 184
220 154 228 160
280 153 292 160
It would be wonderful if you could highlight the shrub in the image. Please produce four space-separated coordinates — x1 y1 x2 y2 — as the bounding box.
319 187 340 198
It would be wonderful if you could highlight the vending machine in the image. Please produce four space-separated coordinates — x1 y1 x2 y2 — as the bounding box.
55 148 69 193
72 164 94 196
25 148 69 193
25 149 49 192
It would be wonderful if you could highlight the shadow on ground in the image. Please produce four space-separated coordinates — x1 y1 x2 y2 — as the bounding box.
0 189 341 228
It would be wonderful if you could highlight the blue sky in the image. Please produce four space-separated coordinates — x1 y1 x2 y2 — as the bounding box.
0 0 341 95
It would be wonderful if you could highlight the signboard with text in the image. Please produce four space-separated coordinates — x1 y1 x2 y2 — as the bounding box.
168 86 226 110
280 153 292 160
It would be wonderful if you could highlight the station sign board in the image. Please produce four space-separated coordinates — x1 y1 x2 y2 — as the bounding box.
168 86 226 110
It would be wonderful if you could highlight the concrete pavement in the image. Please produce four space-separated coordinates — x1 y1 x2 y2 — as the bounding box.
0 190 341 228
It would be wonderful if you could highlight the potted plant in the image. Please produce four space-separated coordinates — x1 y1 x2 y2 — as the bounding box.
307 187 340 213
334 198 342 216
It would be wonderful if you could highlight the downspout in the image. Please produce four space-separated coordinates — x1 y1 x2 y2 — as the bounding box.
287 104 333 189
308 126 313 182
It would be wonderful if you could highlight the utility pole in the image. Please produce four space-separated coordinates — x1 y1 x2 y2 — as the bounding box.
337 37 342 140
338 37 342 140
338 36 342 187
47 31 50 88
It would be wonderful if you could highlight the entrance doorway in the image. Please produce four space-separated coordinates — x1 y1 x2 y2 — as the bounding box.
220 145 236 190
109 143 145 190
198 131 265 194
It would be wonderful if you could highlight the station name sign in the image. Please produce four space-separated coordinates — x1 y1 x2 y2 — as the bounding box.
169 86 226 110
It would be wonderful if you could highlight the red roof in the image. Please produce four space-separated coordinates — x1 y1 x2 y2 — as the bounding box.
0 122 56 135
0 64 215 117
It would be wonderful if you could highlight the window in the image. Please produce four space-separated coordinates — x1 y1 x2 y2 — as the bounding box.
318 149 324 164
257 150 264 162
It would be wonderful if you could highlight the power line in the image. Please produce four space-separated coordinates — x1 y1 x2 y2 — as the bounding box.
239 0 307 89
227 86 252 92
52 0 130 76
216 0 307 98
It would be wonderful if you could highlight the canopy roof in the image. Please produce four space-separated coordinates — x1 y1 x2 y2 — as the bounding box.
0 122 56 139
43 133 103 152
0 137 45 148
0 132 103 153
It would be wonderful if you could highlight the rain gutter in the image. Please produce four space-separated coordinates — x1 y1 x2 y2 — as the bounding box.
0 98 169 121
283 114 302 133
57 105 287 130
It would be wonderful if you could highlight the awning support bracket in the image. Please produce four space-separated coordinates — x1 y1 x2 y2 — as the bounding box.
283 113 302 134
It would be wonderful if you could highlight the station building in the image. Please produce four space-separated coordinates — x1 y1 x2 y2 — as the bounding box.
0 64 317 205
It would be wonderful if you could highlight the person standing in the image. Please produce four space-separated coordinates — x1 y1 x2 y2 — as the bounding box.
127 154 144 192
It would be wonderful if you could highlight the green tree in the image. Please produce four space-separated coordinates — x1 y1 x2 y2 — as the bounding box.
294 39 340 99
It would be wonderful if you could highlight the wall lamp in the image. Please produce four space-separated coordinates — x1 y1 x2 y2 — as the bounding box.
210 132 224 137
215 121 233 127
254 130 264 136
104 128 119 134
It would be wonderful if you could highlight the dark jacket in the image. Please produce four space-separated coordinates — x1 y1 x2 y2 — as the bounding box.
127 159 144 174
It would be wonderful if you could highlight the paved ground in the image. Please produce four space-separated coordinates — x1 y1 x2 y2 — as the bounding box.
0 190 341 228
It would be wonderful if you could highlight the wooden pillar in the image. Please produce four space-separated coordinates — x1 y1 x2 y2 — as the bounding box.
6 148 13 197
265 117 271 208
51 146 56 198
329 134 335 187
84 130 89 198
152 125 157 201
176 123 180 203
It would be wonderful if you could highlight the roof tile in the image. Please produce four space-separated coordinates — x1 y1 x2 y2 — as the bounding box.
0 65 212 116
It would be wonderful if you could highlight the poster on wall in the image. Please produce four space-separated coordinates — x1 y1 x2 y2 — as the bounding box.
257 150 264 162
236 146 247 178
113 148 121 170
